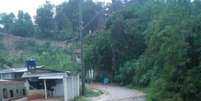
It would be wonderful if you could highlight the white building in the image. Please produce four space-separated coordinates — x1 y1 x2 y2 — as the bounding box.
22 69 80 101
0 67 80 101
0 80 26 101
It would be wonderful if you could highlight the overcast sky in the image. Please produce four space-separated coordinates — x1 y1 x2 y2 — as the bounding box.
0 0 111 17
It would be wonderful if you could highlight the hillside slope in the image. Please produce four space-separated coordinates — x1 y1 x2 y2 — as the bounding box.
0 33 77 71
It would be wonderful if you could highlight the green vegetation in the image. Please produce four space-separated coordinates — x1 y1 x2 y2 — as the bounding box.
0 37 76 70
84 0 201 101
0 0 106 70
0 0 105 41
72 87 103 101
72 96 88 101
0 0 104 70
84 87 103 97
0 0 201 100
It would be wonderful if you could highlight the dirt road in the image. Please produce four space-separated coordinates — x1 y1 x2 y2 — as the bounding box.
90 84 146 101
13 97 64 101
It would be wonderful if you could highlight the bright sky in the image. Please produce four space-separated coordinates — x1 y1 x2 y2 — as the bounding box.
0 0 111 18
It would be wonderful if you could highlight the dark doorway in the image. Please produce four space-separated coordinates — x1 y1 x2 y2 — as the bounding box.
10 90 14 97
23 89 26 96
3 88 8 98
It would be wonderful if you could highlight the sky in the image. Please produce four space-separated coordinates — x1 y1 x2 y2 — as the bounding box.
0 0 111 18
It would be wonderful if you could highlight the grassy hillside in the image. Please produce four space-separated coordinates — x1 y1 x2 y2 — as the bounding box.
0 34 78 71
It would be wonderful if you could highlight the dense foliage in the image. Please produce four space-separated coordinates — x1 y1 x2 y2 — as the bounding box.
0 0 105 41
0 34 75 70
0 0 201 100
0 0 105 70
84 0 201 101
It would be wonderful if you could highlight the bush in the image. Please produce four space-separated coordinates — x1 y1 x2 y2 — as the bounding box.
115 60 136 85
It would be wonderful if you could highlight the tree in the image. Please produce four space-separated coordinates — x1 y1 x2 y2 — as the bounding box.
35 1 54 34
84 1 148 82
140 0 201 101
54 2 74 40
85 1 201 100
13 11 34 37
0 13 16 33
56 0 106 36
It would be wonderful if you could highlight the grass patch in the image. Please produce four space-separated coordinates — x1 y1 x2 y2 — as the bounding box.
72 87 103 101
84 88 103 97
72 96 88 101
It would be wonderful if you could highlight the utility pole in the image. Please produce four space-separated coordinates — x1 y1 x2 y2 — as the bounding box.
79 0 85 95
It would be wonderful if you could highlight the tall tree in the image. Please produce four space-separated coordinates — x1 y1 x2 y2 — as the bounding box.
35 1 54 34
0 13 16 33
14 11 34 36
57 0 106 33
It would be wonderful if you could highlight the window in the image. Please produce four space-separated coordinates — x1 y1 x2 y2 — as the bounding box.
3 88 8 98
10 90 14 97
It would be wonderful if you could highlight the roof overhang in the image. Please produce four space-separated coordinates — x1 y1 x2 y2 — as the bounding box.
0 66 44 74
22 72 67 79
39 75 64 79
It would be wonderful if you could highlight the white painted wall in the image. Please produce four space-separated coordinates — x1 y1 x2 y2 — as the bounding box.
0 81 25 101
53 80 64 96
63 74 80 101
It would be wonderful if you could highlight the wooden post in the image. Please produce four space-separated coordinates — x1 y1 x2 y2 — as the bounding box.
43 80 47 100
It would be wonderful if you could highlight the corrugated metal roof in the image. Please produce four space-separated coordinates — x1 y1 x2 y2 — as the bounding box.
0 68 27 73
0 66 43 73
22 72 67 79
39 75 64 79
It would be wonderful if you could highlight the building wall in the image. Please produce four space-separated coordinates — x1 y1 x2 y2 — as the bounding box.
53 80 64 96
0 73 13 80
0 81 26 101
64 75 80 101
0 72 23 80
51 75 80 99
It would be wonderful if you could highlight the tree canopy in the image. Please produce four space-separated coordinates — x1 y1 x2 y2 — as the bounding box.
84 0 201 101
0 0 201 100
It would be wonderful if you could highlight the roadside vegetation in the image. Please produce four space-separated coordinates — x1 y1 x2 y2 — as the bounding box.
84 87 103 97
84 0 201 101
72 97 88 101
73 87 103 101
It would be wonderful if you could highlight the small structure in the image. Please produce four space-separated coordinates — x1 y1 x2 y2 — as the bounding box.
0 66 43 80
0 60 80 101
0 80 26 101
22 68 80 101
0 68 27 80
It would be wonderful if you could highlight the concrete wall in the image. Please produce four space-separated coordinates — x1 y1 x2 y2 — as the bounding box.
53 80 64 96
0 73 13 80
63 74 80 101
0 81 26 101
0 73 23 80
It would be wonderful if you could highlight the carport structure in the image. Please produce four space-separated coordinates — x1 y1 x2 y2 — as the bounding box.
23 71 80 101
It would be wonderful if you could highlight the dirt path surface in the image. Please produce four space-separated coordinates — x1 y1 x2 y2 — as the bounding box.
90 84 146 101
13 97 64 101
